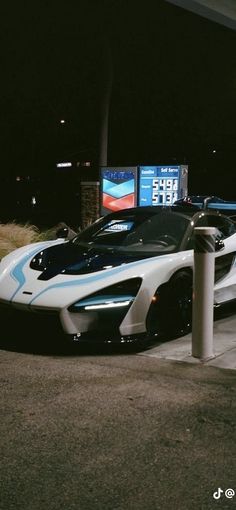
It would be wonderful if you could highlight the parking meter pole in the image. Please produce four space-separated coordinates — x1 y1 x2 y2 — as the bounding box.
192 227 216 361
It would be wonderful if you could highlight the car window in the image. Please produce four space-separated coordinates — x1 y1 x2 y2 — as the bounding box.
123 212 187 247
186 213 236 250
73 213 154 246
72 211 190 254
196 215 236 239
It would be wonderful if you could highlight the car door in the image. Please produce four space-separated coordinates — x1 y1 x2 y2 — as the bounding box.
194 213 236 303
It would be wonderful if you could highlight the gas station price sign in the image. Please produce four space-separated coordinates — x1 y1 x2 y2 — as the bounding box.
100 165 188 214
138 166 185 206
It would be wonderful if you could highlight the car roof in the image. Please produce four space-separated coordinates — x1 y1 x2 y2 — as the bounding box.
108 205 218 219
176 195 223 203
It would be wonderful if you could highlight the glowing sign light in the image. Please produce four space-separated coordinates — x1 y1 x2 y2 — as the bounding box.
56 162 72 168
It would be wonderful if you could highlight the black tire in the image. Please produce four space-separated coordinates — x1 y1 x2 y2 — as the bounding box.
146 270 193 340
165 270 193 337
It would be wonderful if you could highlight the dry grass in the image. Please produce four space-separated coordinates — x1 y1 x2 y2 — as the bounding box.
0 222 49 259
0 221 78 259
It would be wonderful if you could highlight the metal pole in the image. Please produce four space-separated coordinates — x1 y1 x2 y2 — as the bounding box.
98 36 113 168
192 226 216 361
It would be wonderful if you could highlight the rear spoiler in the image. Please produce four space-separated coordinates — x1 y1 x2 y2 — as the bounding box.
179 196 236 215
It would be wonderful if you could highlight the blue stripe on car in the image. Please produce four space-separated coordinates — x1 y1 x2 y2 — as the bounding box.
28 256 156 305
10 246 51 301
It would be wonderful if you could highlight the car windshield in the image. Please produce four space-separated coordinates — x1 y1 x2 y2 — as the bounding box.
72 210 190 254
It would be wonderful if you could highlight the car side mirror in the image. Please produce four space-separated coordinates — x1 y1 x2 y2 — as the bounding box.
215 238 224 252
56 227 69 239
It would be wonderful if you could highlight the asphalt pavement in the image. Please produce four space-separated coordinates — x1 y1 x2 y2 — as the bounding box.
1 316 236 510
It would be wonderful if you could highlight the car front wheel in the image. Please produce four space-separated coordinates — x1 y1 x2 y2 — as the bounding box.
147 270 193 340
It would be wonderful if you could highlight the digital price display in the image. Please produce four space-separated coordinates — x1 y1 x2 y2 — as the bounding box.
138 166 185 206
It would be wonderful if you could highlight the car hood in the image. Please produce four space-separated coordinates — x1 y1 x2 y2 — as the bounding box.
0 240 193 310
30 242 153 280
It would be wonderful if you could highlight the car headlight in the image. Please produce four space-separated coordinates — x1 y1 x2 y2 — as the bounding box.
71 294 135 310
68 278 142 313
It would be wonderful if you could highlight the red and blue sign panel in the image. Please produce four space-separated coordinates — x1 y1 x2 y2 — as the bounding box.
100 167 138 215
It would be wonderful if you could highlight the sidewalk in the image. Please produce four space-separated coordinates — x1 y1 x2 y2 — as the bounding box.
139 314 236 370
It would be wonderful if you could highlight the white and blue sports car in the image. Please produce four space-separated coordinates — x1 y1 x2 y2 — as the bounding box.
1 205 236 344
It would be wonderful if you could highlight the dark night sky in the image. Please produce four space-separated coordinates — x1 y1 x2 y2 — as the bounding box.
2 0 236 198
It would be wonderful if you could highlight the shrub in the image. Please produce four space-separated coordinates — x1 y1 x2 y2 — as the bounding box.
0 223 40 259
0 221 78 259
